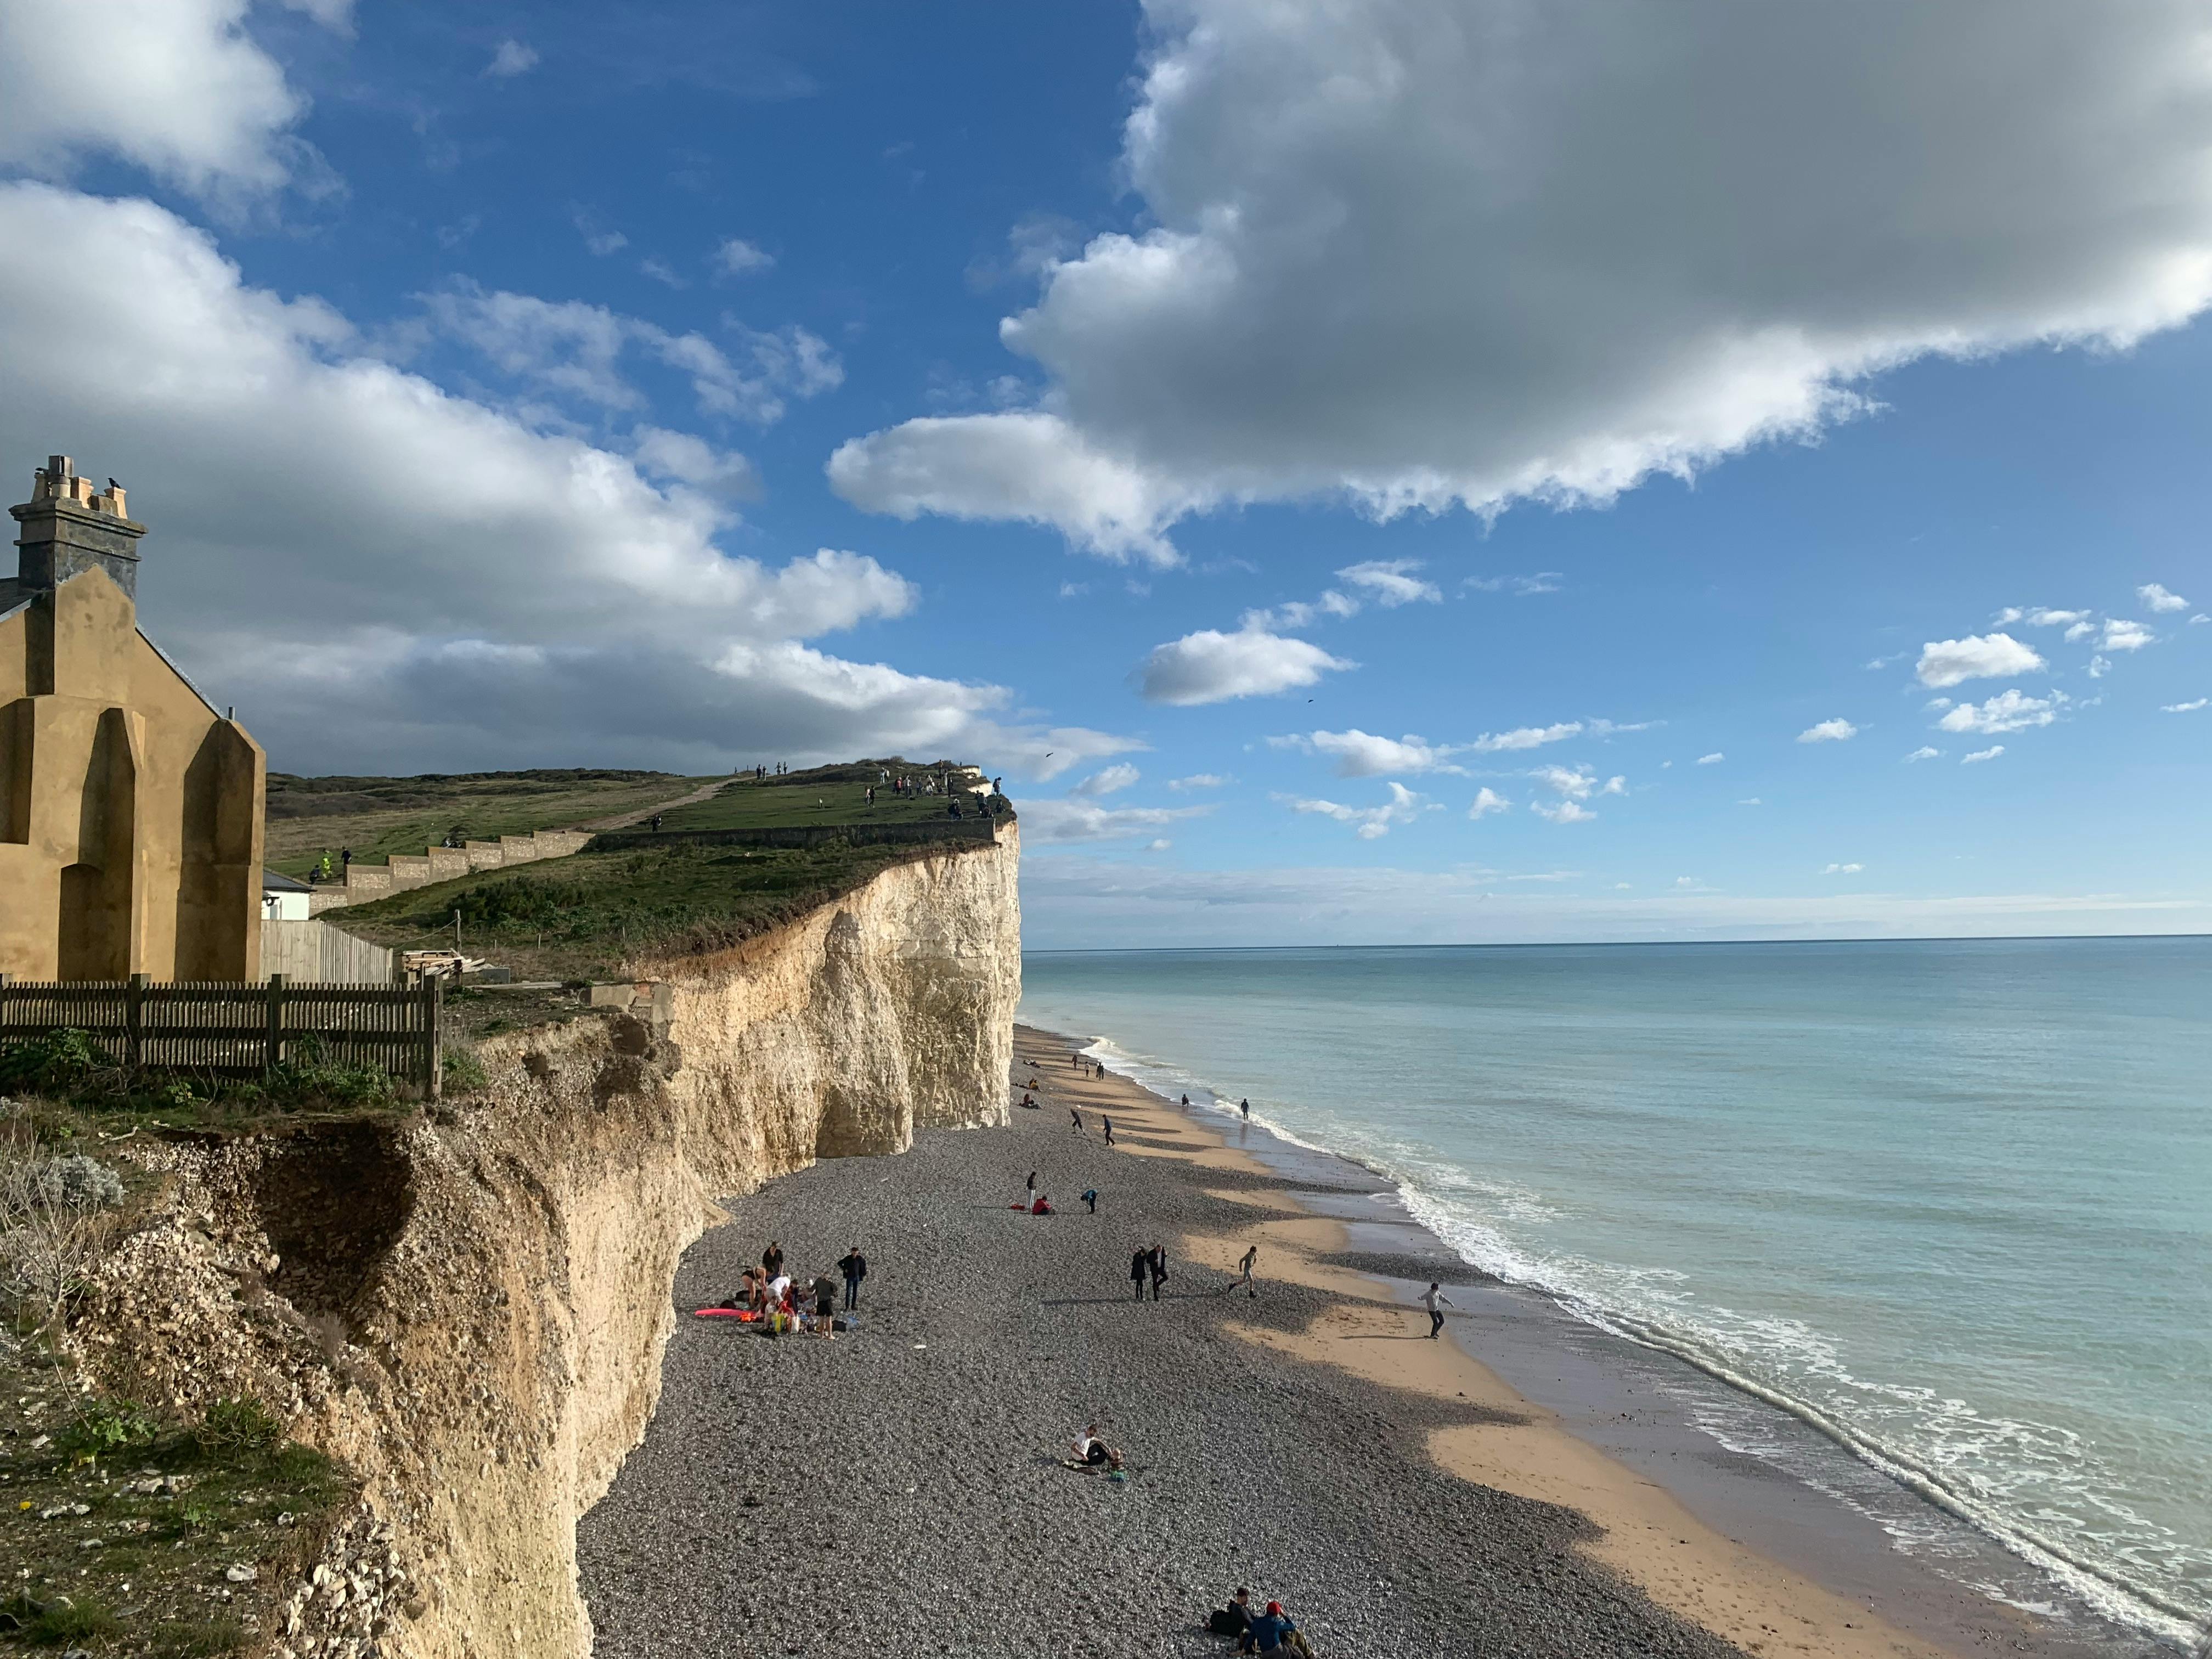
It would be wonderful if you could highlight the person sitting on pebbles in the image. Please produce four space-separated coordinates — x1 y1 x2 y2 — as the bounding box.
1237 1599 1314 1656
1069 1423 1123 1471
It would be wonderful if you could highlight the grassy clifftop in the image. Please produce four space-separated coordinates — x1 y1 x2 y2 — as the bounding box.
327 760 1007 983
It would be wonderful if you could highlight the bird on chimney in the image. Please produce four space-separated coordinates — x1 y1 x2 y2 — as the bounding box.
106 477 119 492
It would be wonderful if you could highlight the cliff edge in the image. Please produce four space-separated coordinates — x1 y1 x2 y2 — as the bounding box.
64 826 1020 1658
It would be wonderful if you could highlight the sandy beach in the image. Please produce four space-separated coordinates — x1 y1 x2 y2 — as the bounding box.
575 1024 2157 1658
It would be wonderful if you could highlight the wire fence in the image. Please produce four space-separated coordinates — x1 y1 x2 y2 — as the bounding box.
0 974 442 1095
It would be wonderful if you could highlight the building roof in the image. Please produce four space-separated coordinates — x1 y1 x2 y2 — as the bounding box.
262 868 313 893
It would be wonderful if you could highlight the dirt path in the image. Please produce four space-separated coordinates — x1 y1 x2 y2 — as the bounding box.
578 775 735 831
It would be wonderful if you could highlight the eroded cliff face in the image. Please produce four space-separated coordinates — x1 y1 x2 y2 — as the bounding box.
66 828 1019 1659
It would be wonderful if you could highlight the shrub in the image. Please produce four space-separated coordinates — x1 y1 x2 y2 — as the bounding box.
58 1396 159 1460
26 1153 123 1210
442 1046 489 1094
6 1591 121 1647
265 1039 396 1111
0 1029 117 1097
193 1395 283 1454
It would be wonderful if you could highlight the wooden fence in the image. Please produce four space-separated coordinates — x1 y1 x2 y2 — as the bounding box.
0 974 441 1096
262 919 394 985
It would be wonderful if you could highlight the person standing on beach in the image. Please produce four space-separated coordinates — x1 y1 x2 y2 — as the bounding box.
1422 1281 1456 1339
1102 1115 1114 1146
838 1246 867 1311
1238 1244 1259 1291
1026 1169 1037 1199
1149 1244 1169 1300
763 1240 785 1282
1131 1248 1150 1301
1240 1098 1250 1120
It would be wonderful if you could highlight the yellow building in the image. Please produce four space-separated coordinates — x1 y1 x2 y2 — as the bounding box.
0 456 263 981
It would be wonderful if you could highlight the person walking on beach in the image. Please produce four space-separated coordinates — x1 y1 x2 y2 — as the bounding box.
1149 1244 1169 1300
1240 1098 1250 1120
1070 1107 1084 1135
1422 1281 1456 1339
1131 1247 1151 1301
1102 1115 1115 1147
838 1245 867 1311
1238 1244 1259 1292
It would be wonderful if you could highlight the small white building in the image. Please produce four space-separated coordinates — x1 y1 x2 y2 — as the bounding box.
261 868 312 922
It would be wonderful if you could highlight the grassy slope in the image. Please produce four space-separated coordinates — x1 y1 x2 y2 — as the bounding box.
654 761 988 833
262 770 720 878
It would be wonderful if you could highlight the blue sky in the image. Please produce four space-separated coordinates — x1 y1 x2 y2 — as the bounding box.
1 0 2207 946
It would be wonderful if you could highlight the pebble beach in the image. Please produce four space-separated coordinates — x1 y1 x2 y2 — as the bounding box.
576 1026 2136 1659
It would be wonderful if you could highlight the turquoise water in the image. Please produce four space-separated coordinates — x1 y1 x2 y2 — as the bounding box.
1019 939 2212 1645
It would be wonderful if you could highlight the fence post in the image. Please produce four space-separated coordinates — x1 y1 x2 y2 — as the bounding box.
266 974 286 1074
125 973 146 1070
422 974 444 1101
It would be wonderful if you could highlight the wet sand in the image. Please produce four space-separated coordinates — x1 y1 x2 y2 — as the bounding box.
1013 1024 2161 1659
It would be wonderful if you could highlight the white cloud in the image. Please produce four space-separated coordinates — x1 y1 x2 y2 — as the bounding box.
2088 654 2113 679
486 40 539 78
0 182 1144 774
1961 745 2006 764
2101 617 2155 652
419 281 840 426
1915 632 2045 689
1166 773 1227 791
1471 721 1582 753
1737 797 1763 805
1240 589 1361 630
1797 718 1858 743
1937 689 2066 734
1069 763 1142 797
585 230 629 257
1147 839 1172 851
714 237 776 279
2138 582 2190 612
832 0 2212 556
1295 729 1461 776
1695 752 1724 765
638 257 687 290
1277 781 1430 839
1465 573 1562 595
1997 606 2089 628
2162 697 2209 713
1905 746 1942 762
828 411 1190 566
2194 614 2210 625
0 0 334 207
1468 787 1510 820
1018 799 1210 844
631 426 761 499
1526 765 1624 817
1134 627 1352 704
2065 618 2098 642
1822 862 1865 874
1335 558 1441 606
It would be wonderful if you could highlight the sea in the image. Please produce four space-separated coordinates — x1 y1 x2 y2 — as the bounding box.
1018 938 2211 1649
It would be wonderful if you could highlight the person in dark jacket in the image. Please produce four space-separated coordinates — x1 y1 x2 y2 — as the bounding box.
838 1246 867 1311
1130 1247 1150 1301
762 1240 784 1280
1148 1244 1168 1300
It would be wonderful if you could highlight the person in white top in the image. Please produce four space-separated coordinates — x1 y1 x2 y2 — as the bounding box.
1421 1282 1455 1339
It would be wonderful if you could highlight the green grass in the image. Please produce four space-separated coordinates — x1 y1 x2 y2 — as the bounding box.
656 759 992 834
263 768 724 878
336 831 992 981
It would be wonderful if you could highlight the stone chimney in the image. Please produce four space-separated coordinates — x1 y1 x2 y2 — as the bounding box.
10 454 148 600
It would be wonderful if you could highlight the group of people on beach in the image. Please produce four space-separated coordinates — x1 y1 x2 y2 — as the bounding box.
1129 1242 1170 1299
726 1239 868 1338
